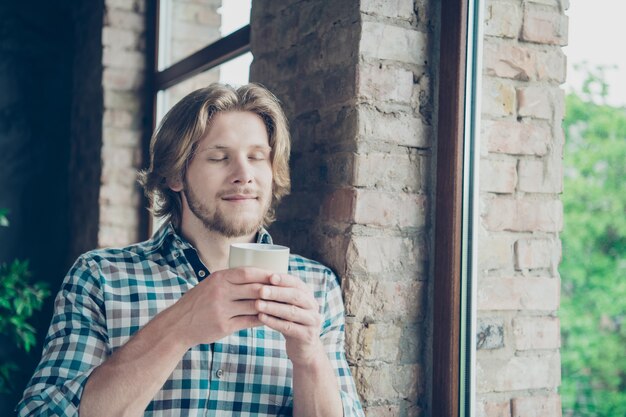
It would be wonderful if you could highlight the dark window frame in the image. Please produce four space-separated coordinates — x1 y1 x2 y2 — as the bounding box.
433 0 470 416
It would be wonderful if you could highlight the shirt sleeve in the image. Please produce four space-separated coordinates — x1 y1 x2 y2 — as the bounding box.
16 255 110 417
320 268 365 417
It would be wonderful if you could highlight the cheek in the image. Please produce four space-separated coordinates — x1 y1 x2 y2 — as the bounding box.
259 165 274 187
188 168 223 191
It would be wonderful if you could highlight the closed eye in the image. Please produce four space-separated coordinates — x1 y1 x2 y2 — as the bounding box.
249 150 270 161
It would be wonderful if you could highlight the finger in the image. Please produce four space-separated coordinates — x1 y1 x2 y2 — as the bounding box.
259 285 319 310
258 313 308 339
230 300 260 316
268 274 311 292
229 283 266 300
224 267 274 285
256 300 320 326
229 314 263 331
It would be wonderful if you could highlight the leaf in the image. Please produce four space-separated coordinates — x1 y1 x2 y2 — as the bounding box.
0 208 8 227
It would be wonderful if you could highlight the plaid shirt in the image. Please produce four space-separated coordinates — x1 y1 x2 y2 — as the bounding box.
17 223 364 416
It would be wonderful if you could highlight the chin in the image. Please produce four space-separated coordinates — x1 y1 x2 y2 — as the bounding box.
212 214 265 237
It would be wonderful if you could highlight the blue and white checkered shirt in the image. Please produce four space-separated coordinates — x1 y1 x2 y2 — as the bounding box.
17 222 364 416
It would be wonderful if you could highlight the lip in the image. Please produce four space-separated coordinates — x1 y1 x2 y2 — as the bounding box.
221 194 258 201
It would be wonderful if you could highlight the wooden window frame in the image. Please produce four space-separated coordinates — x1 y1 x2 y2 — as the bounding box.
433 0 473 416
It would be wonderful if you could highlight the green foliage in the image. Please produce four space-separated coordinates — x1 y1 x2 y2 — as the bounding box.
0 210 50 394
560 67 626 416
0 209 8 227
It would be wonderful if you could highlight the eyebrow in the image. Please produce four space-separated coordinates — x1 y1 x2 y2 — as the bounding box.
199 144 272 152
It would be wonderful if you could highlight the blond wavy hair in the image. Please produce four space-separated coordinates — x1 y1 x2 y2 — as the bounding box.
138 83 291 228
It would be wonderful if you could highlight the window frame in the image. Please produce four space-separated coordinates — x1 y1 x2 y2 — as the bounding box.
433 0 473 416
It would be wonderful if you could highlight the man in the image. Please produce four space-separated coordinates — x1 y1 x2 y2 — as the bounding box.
17 83 364 416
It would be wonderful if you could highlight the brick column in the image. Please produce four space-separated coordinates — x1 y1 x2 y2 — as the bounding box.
251 1 438 415
476 0 567 415
99 0 149 247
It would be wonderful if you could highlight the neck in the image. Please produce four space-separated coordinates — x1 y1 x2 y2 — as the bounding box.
177 215 257 273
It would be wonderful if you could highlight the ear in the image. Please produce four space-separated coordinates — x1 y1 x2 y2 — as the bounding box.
167 177 183 192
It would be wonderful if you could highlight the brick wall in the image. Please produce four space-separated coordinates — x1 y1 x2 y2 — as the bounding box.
476 0 567 415
251 1 438 415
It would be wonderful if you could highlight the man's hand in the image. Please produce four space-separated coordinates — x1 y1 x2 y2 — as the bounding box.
171 267 272 347
255 274 324 365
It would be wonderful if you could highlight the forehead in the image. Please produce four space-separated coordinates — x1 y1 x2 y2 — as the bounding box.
198 111 269 149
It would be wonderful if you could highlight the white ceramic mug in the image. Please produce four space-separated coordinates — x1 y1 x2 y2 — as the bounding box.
228 243 290 273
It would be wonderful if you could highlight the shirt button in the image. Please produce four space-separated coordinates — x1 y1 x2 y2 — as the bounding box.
198 270 206 278
216 369 224 379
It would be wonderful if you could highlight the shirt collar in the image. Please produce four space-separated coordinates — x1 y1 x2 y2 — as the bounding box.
151 221 274 252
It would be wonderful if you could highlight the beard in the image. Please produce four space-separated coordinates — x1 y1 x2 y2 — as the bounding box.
183 180 271 238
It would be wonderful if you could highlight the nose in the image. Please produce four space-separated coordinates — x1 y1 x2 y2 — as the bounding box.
230 154 253 184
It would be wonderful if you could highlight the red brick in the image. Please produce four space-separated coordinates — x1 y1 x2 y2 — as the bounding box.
363 405 402 417
535 48 566 83
360 21 426 64
478 277 559 311
104 8 146 32
481 196 563 232
353 363 421 402
481 158 518 193
515 238 560 270
513 316 560 350
476 400 511 417
483 120 550 156
476 352 561 392
344 277 426 322
511 393 562 417
346 234 426 275
358 105 431 148
361 0 415 21
522 6 568 46
358 61 414 104
483 41 535 81
517 87 552 120
354 190 427 228
484 2 522 39
482 78 516 117
518 157 563 193
353 152 421 192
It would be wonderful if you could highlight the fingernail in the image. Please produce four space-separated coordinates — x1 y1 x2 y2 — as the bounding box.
262 286 271 297
272 274 281 284
258 300 266 309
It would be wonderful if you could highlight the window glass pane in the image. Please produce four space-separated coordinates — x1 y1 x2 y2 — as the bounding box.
218 51 253 86
158 0 251 71
220 0 252 37
155 51 251 126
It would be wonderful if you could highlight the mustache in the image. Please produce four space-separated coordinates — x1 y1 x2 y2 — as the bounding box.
217 188 259 198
